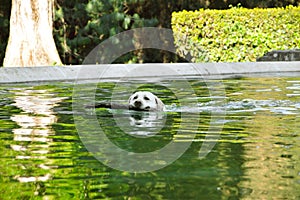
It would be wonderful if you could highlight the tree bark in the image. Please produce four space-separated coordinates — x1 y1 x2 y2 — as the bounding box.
4 0 61 67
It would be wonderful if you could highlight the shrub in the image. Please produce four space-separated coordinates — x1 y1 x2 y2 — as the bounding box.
172 6 300 62
53 0 158 65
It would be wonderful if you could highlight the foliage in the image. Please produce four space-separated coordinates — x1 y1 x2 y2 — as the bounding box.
0 0 11 66
1 1 300 65
53 0 158 64
172 6 300 62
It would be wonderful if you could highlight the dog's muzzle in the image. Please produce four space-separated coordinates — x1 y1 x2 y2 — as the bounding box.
134 101 142 108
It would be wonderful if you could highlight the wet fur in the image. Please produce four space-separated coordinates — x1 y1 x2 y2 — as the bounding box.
88 91 165 111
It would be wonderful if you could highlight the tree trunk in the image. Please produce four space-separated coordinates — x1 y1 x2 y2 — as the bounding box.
4 0 61 67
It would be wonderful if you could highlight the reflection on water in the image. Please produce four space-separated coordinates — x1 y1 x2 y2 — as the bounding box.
113 110 167 137
10 89 65 184
0 77 299 199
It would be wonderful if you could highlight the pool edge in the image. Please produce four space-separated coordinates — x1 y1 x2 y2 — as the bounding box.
0 62 299 84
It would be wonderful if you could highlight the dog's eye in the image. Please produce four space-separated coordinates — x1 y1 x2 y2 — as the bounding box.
144 96 150 100
133 95 138 100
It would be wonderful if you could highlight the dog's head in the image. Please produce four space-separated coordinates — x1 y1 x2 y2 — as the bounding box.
128 91 164 111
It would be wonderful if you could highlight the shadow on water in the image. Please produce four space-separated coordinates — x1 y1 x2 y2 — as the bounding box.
0 77 299 199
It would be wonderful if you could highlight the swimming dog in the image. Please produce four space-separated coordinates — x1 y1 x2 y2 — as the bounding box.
128 91 165 111
90 91 165 111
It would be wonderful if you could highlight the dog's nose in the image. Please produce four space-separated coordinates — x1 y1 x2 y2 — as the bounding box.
134 101 142 107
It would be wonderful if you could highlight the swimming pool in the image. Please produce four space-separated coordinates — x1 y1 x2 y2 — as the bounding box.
0 75 299 199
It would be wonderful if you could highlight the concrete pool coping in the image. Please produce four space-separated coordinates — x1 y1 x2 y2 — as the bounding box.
0 62 299 84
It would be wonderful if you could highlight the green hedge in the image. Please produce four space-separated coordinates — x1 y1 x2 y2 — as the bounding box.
172 6 300 62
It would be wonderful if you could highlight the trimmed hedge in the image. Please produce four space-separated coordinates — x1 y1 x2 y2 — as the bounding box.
172 6 300 62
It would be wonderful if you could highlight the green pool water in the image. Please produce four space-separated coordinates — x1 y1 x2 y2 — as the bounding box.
0 76 299 199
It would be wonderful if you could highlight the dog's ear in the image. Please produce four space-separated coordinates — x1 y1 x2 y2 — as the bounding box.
128 95 133 103
154 96 164 108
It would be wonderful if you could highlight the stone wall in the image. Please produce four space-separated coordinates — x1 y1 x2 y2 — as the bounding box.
257 49 300 61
